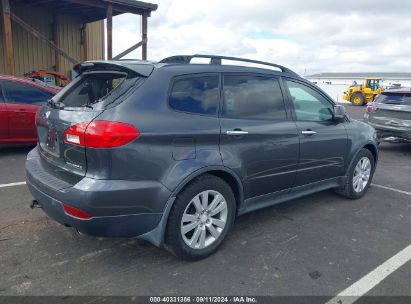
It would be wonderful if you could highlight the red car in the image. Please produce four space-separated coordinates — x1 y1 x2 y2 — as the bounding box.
0 75 59 146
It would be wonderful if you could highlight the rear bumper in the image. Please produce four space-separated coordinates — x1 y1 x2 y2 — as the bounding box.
377 132 411 142
365 122 411 142
27 181 162 237
25 148 171 238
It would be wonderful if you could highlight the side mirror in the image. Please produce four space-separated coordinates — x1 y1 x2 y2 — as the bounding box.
333 104 346 120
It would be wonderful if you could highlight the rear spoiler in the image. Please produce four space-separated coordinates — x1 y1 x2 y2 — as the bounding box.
73 61 154 77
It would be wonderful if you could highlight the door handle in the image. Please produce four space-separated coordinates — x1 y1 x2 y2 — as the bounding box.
226 130 248 136
301 130 317 136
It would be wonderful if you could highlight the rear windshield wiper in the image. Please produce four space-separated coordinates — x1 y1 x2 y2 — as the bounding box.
47 99 65 109
84 104 94 109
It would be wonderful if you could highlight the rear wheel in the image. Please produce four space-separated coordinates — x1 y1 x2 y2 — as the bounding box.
336 148 375 199
350 92 365 106
164 175 236 261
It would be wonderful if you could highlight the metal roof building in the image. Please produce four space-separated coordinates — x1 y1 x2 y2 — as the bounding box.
0 0 157 78
306 72 411 80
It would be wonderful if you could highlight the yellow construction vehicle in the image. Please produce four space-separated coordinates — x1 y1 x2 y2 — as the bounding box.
343 78 384 106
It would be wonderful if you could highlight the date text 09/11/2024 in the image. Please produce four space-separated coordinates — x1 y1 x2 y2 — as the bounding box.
149 296 257 303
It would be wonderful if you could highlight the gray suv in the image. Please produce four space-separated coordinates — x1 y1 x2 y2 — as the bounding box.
364 88 411 142
26 55 379 260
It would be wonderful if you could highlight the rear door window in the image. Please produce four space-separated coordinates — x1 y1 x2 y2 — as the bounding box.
376 92 411 105
3 80 53 104
169 75 219 115
222 75 286 120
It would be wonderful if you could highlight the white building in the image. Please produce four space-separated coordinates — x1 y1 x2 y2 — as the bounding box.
305 72 411 87
305 73 411 102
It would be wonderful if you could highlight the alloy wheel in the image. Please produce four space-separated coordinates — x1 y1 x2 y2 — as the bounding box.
353 157 371 193
180 190 228 250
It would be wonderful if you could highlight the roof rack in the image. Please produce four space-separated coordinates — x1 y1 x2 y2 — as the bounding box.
159 54 298 76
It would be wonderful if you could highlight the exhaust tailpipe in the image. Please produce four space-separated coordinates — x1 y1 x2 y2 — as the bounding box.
30 200 42 209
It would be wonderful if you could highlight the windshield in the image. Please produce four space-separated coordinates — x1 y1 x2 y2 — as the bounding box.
367 79 380 90
51 71 141 108
375 92 411 105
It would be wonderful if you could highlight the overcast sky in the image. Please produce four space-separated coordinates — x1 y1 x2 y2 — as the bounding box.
110 0 411 75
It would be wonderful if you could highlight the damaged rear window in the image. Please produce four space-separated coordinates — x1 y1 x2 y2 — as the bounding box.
52 71 144 109
376 92 411 105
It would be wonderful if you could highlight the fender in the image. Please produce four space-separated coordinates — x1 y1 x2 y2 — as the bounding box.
345 141 378 177
138 165 244 247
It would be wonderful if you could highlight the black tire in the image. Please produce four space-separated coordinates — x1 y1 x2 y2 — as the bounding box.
164 174 236 261
350 92 365 106
335 148 375 199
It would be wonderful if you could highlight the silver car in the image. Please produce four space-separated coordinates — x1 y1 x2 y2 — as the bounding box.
364 88 411 142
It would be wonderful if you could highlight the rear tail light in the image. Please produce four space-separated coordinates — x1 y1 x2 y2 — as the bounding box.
64 120 140 148
63 204 92 220
366 104 379 113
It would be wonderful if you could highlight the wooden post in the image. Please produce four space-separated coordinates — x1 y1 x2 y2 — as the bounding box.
53 14 60 72
112 39 145 60
1 0 14 75
141 12 147 60
82 23 88 61
101 20 105 60
106 3 112 60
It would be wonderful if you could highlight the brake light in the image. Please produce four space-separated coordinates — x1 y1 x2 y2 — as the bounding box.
64 121 140 148
366 105 379 113
63 204 92 220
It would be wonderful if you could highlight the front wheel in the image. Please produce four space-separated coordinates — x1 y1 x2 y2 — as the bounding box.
336 148 375 199
350 92 365 106
164 175 236 261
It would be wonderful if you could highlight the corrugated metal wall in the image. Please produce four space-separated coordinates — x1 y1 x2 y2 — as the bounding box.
0 10 6 74
87 21 104 61
57 14 82 79
8 5 53 76
0 3 103 78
